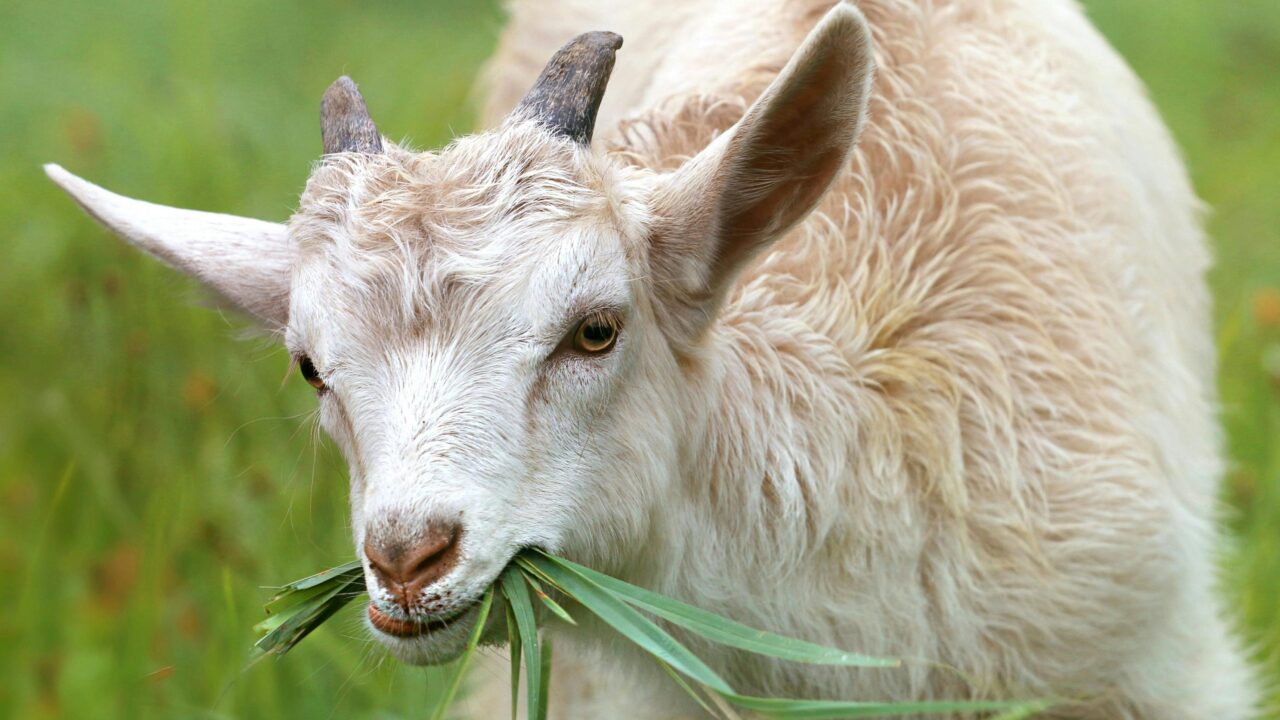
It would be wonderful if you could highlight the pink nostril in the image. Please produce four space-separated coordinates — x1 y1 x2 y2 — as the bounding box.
364 522 462 611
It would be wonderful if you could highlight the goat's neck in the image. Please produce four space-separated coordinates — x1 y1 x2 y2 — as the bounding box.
646 323 839 610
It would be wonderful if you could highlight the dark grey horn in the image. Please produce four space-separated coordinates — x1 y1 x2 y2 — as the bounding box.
321 76 383 155
512 31 623 144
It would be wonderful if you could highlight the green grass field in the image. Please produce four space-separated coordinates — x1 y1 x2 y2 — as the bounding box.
1 1 1276 717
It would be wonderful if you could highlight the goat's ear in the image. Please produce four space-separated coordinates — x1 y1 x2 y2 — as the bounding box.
649 3 874 342
45 164 292 329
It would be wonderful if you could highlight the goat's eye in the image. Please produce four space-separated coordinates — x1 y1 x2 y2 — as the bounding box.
298 356 326 391
572 313 619 354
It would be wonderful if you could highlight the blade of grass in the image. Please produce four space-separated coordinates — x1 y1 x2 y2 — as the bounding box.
522 555 734 695
507 600 522 720
521 570 577 625
525 554 1044 718
721 695 1045 719
536 637 553 720
657 659 725 719
501 567 545 720
253 560 367 656
985 699 1055 719
254 582 365 656
706 689 746 720
515 555 571 594
428 587 495 720
282 560 364 591
262 580 350 616
535 551 897 668
254 594 340 654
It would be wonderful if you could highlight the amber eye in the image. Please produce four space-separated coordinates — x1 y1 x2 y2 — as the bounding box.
298 356 326 391
572 313 619 354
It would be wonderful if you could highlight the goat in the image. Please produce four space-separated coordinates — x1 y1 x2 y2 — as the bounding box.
47 0 1255 717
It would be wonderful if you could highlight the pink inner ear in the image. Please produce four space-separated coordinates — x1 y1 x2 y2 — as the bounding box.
714 41 864 275
642 5 874 348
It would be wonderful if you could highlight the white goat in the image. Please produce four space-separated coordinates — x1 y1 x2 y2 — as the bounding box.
47 0 1255 717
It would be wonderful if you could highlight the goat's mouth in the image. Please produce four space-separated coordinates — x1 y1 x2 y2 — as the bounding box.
363 552 529 664
366 601 474 638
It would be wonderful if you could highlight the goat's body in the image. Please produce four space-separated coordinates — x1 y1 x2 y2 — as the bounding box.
45 0 1253 716
472 0 1254 717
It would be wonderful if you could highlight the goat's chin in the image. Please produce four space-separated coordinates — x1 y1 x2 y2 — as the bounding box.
368 602 486 666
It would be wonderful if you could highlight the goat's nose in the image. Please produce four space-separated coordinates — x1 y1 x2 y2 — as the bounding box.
363 522 462 611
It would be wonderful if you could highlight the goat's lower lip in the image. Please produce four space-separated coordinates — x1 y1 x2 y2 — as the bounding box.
367 603 466 638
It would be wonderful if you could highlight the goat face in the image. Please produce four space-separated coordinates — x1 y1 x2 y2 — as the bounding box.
45 4 874 664
285 126 676 663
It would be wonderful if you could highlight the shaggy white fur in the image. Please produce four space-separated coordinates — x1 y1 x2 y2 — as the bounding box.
46 0 1256 718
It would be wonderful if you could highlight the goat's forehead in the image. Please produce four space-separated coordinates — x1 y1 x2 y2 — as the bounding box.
287 128 645 347
293 124 624 245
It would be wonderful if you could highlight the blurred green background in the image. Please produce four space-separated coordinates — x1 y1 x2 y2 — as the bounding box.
0 1 1276 718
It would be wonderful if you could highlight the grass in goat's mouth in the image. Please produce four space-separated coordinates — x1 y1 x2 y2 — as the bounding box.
254 550 1051 719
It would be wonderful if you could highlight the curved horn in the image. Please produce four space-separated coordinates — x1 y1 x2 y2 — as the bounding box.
512 31 623 144
321 76 383 155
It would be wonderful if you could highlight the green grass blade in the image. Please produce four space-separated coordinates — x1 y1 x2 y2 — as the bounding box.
253 560 368 656
253 581 366 656
534 551 898 668
536 636 553 720
507 600 522 720
521 570 577 626
281 560 365 591
985 699 1054 719
501 567 545 720
515 556 571 594
262 581 349 617
428 587 495 720
261 562 364 615
721 695 1045 718
656 660 724 719
522 555 735 695
254 593 340 654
